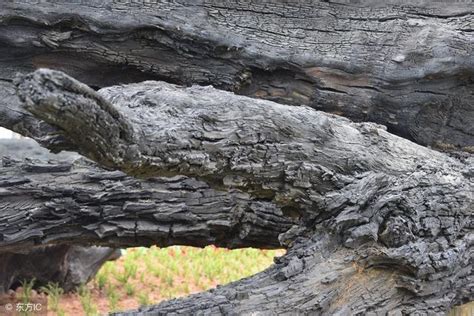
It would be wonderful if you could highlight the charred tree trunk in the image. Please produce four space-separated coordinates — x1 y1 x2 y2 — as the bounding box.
0 139 121 292
0 0 472 314
0 0 473 150
0 138 291 292
1 69 471 314
0 154 294 252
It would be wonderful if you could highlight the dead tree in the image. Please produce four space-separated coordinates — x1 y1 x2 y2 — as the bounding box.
0 0 472 314
0 0 473 150
0 139 121 292
0 152 294 252
0 68 471 314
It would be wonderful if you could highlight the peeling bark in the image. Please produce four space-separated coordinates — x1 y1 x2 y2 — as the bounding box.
6 69 473 314
0 0 473 149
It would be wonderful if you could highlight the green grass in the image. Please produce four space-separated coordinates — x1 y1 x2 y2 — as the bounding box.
40 282 65 316
137 291 151 307
106 284 120 312
91 246 283 312
19 278 35 316
78 284 98 316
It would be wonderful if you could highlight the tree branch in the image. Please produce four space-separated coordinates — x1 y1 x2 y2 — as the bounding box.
0 80 75 152
1 0 473 149
0 154 294 252
8 69 473 313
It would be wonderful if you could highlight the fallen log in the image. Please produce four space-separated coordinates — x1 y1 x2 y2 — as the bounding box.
6 69 472 314
0 0 473 149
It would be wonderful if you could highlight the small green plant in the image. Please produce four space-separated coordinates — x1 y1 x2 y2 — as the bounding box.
78 284 98 316
164 275 174 287
19 278 35 316
20 278 35 303
106 285 120 312
137 292 150 307
124 261 138 279
40 282 65 315
96 271 109 290
115 261 138 285
125 283 135 296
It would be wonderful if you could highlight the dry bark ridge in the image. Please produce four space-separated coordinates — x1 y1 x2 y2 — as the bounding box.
0 139 121 292
0 139 293 291
0 154 293 252
0 0 473 150
5 68 472 314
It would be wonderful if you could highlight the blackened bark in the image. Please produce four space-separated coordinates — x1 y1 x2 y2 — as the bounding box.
7 69 473 314
0 140 121 292
0 154 294 252
0 81 75 153
0 0 472 150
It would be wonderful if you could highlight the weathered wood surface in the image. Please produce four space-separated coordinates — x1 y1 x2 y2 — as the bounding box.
119 233 471 315
8 69 473 314
0 154 293 252
0 140 120 292
0 0 473 150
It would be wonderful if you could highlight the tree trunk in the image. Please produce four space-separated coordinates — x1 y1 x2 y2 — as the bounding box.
3 69 472 314
0 153 294 252
0 139 121 292
0 0 473 150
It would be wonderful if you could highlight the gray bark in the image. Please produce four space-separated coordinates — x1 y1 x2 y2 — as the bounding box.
0 137 291 292
0 153 293 252
6 69 473 314
0 0 473 150
0 140 120 292
0 81 75 153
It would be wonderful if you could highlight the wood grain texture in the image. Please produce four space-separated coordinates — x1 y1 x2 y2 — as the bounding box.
0 0 472 150
0 140 120 293
0 156 293 252
9 69 473 314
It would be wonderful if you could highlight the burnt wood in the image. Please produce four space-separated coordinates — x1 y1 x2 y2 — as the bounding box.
0 0 473 150
4 68 472 314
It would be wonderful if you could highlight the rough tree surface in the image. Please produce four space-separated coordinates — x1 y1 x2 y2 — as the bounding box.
0 0 472 314
0 139 121 292
2 68 471 315
0 0 473 150
0 150 293 252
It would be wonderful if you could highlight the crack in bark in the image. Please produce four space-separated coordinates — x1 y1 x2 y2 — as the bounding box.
3 68 472 314
0 0 472 149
